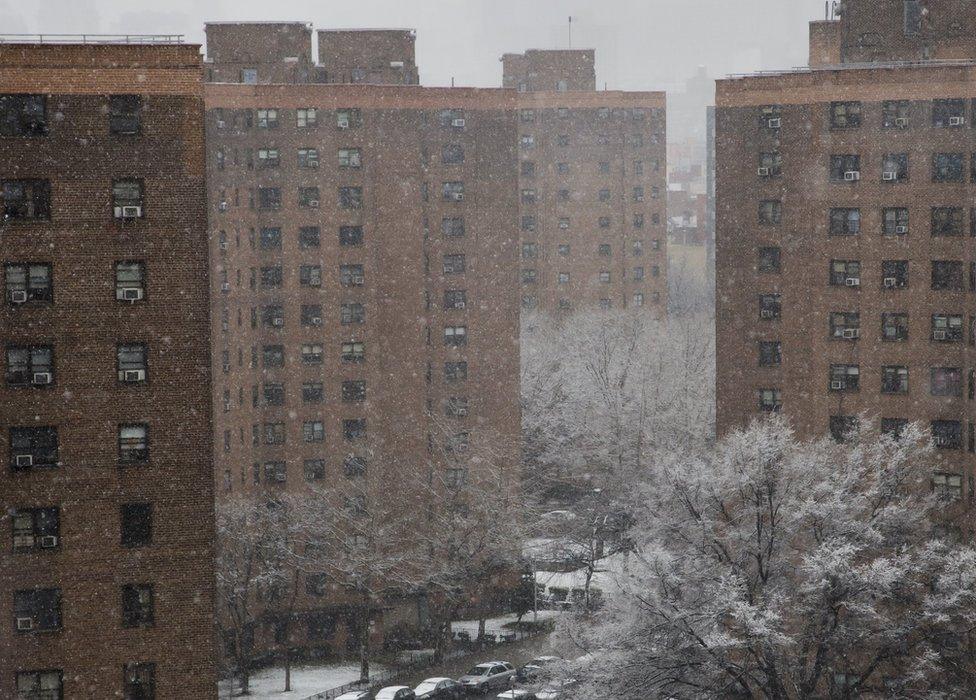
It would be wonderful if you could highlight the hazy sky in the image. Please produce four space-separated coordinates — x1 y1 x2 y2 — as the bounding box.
5 0 830 91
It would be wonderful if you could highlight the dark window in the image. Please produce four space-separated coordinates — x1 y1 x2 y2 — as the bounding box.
882 100 910 128
121 585 154 628
14 588 61 632
109 95 142 135
264 423 285 445
758 152 781 178
343 419 366 440
882 417 909 439
829 208 860 235
10 427 58 470
932 99 966 128
262 345 284 368
442 218 465 238
119 424 149 463
306 573 328 596
829 415 857 442
6 345 53 387
299 227 320 248
758 247 781 273
829 154 861 181
339 225 363 246
931 367 963 397
299 187 320 208
932 314 964 342
341 342 365 363
829 260 861 286
757 388 781 412
882 260 909 288
338 148 361 168
301 304 322 327
300 265 321 288
5 263 52 304
933 154 964 182
0 94 46 136
258 188 281 211
445 396 469 417
758 341 781 367
444 290 467 309
263 461 287 482
881 366 909 394
932 261 964 290
344 455 367 477
123 662 156 700
882 313 909 341
342 380 366 402
830 312 860 339
340 303 365 324
340 264 364 287
304 459 325 481
444 326 467 347
759 294 781 319
259 227 281 249
521 215 536 231
302 382 323 404
339 187 363 209
830 101 861 128
260 266 282 289
15 669 63 698
2 179 51 221
759 104 782 128
262 305 284 327
759 200 781 225
112 180 144 218
883 208 909 235
444 361 467 382
881 153 909 181
11 507 59 552
932 420 962 449
442 144 464 164
932 207 964 236
829 365 859 392
443 254 465 274
117 343 148 383
263 383 285 406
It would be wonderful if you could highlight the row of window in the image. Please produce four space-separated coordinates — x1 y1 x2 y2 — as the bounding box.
16 664 155 700
521 159 660 178
758 152 976 183
522 292 657 310
758 251 974 290
228 264 365 291
9 425 148 469
14 584 154 628
519 132 658 149
221 342 366 370
520 185 658 204
519 106 659 122
12 501 151 549
1 93 142 137
219 144 471 170
5 344 148 386
227 379 469 411
522 213 660 231
758 99 976 130
758 201 976 236
521 268 659 284
249 419 366 445
0 179 153 222
521 240 660 258
4 261 146 305
215 107 470 131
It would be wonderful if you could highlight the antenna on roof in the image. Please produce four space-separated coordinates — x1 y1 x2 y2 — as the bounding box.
568 16 573 48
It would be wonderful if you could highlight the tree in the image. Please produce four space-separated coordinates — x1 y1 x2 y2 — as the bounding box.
566 418 976 699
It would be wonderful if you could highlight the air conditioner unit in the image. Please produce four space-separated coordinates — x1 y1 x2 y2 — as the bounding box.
275 472 286 482
391 60 405 68
935 437 949 446
218 241 228 251
337 120 350 129
883 277 898 287
218 202 229 212
271 318 284 327
454 301 466 309
351 275 364 285
844 171 860 181
949 116 965 126
9 290 28 304
451 192 464 202
216 119 226 129
760 309 774 319
934 330 947 340
558 221 569 229
13 534 35 548
845 277 860 286
310 317 322 326
39 535 58 548
309 160 319 168
120 287 144 302
842 328 860 339
882 171 897 181
895 225 908 234
16 617 33 632
308 200 319 208
757 167 770 177
767 118 781 129
894 117 908 127
121 369 146 383
32 372 52 385
830 381 844 390
15 454 33 468
221 282 231 292
116 205 142 219
452 118 466 128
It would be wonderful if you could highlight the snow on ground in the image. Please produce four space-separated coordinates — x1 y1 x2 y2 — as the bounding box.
218 663 384 699
451 609 560 637
534 551 633 595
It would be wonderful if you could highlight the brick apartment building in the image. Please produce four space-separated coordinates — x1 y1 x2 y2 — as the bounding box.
0 39 217 698
503 49 668 315
715 0 976 513
204 23 521 655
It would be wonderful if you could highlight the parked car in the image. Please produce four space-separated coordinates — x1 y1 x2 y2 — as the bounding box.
534 678 579 700
516 656 562 682
458 662 517 694
376 687 416 700
334 693 371 700
496 691 537 700
415 677 463 699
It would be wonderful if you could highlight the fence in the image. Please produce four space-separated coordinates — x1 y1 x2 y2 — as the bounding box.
303 624 548 700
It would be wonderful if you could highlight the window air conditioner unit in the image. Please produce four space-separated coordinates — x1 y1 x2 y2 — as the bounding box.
309 160 319 168
830 381 844 390
351 275 364 285
337 120 350 129
845 277 860 286
120 287 144 302
310 317 322 326
452 118 466 128
16 617 33 632
894 117 908 127
308 200 319 208
935 437 948 446
15 454 33 468
218 202 229 211
39 535 58 548
32 372 52 385
218 241 228 250
934 330 947 340
844 171 860 181
10 290 28 304
842 328 860 339
121 369 146 383
767 118 781 128
883 277 898 288
221 282 231 292
757 167 770 176
895 225 908 234
272 318 284 327
760 309 774 319
949 116 965 126
13 534 35 548
115 205 142 219
882 171 897 181
451 192 464 201
558 221 569 229
275 472 286 482
391 61 405 68
216 119 226 129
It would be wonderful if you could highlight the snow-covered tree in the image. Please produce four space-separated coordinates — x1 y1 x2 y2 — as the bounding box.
566 418 976 699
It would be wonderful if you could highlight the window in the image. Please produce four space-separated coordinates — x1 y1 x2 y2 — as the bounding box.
758 388 781 412
123 663 156 700
522 295 537 309
442 182 465 201
258 188 281 211
121 584 154 628
301 304 323 327
829 365 859 392
0 94 46 136
5 263 52 304
882 100 910 128
443 254 465 275
2 179 51 221
633 239 645 255
341 342 364 363
341 380 366 403
759 104 782 128
297 108 317 128
263 383 285 407
11 507 59 552
256 109 278 128
257 148 280 168
6 346 53 387
882 260 908 288
829 415 858 442
117 343 147 383
932 99 965 128
15 669 63 698
444 326 467 346
599 216 611 228
521 215 536 231
302 382 324 404
829 208 860 235
339 225 363 246
444 290 467 309
260 227 282 250
931 367 963 397
829 154 861 181
520 135 535 150
933 153 964 182
758 247 781 273
522 243 537 260
520 108 535 123
445 361 467 382
558 272 570 284
830 312 860 339
557 244 570 256
343 454 367 478
830 101 862 128
882 418 909 439
297 345 323 367
932 420 962 449
883 208 909 235
299 187 320 208
339 264 365 287
632 266 644 281
10 427 58 470
333 147 363 169
881 153 909 182
343 419 366 441
932 207 964 236
882 312 909 341
758 341 781 367
303 459 325 482
260 266 282 289
829 260 861 286
300 265 322 288
303 421 325 443
339 186 362 209
119 424 149 463
262 305 284 327
262 345 284 368
109 95 141 135
121 503 152 547
933 472 963 500
932 261 964 290
111 180 145 220
758 200 781 225
932 314 964 342
440 144 465 165
759 294 781 319
632 293 644 307
297 148 319 168
557 134 570 146
14 588 61 632
599 271 611 283
598 188 611 202
521 269 537 284
341 303 365 324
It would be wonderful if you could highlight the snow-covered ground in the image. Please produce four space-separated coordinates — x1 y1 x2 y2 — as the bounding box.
451 609 560 637
218 663 384 699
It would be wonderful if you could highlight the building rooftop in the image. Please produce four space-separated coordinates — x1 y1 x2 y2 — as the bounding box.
0 33 185 45
724 57 976 81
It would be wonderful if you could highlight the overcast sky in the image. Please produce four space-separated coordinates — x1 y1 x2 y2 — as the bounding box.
6 0 830 91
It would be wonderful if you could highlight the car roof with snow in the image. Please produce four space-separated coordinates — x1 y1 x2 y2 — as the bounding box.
418 677 452 683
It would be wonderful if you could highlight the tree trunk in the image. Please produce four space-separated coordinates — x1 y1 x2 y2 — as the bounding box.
359 606 371 683
283 645 291 691
477 616 487 645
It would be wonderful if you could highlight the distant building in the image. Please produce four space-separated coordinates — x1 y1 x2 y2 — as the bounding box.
0 38 217 698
